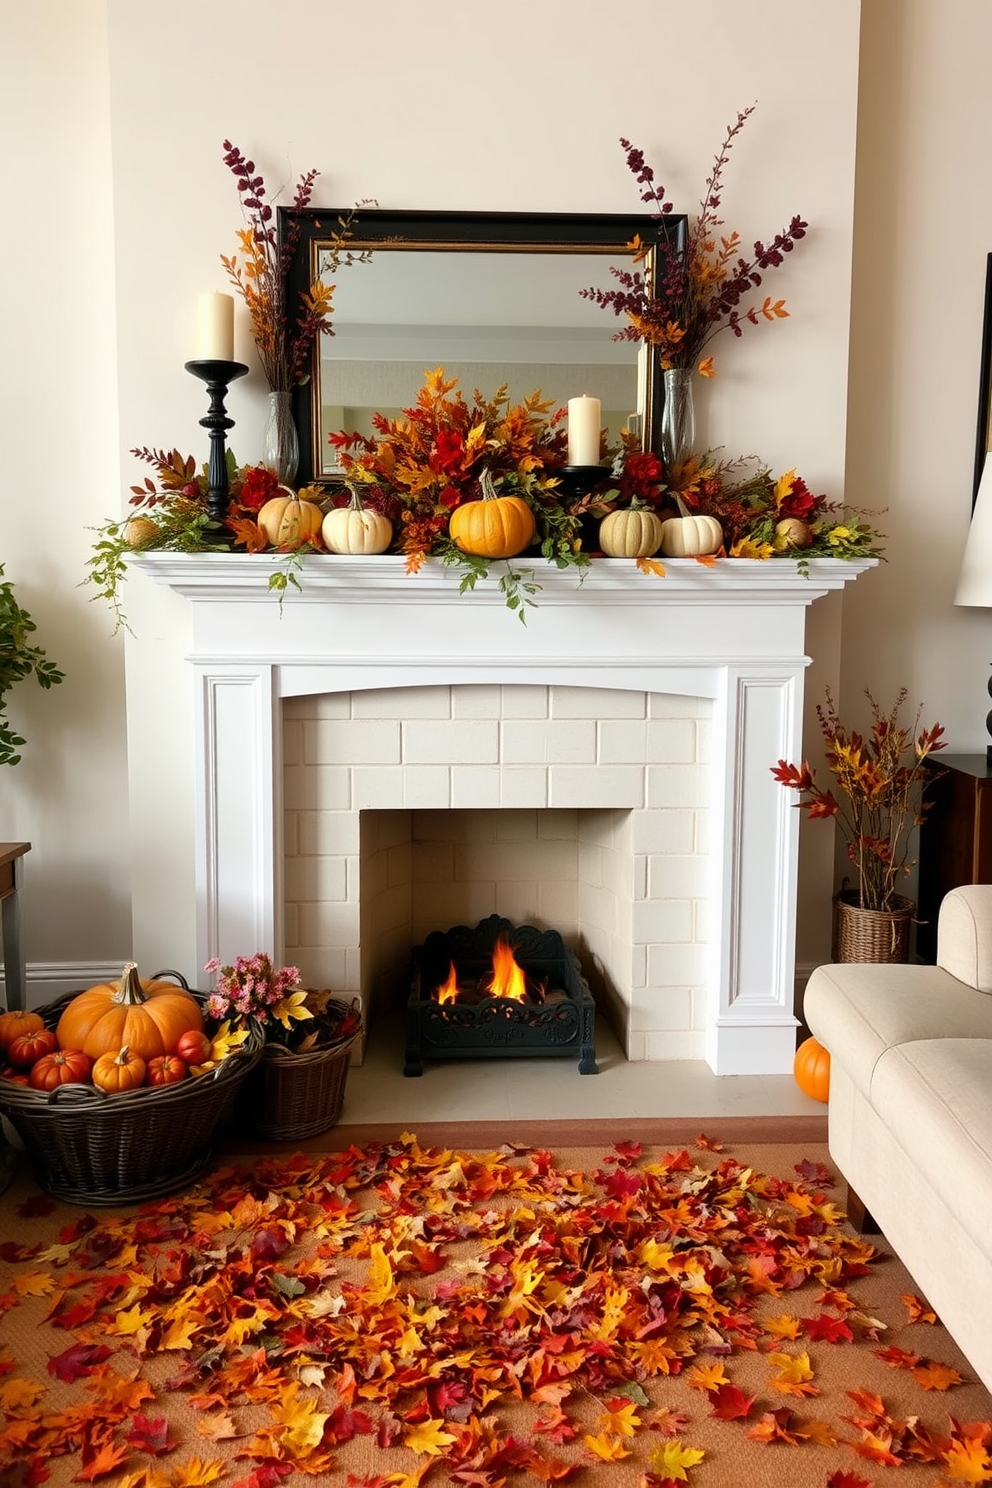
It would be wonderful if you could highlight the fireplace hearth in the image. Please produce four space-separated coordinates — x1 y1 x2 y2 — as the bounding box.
405 914 597 1076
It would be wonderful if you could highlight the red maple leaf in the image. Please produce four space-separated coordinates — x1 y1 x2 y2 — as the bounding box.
47 1343 113 1383
873 1345 920 1369
826 1473 873 1488
126 1412 175 1454
795 1157 834 1185
230 1469 294 1488
708 1382 756 1420
609 1140 643 1164
805 1313 855 1343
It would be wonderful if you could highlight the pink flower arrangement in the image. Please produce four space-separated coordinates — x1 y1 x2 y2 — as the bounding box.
204 952 312 1041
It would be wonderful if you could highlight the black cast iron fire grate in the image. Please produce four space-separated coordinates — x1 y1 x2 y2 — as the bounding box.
405 913 597 1076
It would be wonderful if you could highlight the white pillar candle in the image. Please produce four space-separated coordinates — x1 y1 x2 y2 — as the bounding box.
195 291 235 361
567 394 602 466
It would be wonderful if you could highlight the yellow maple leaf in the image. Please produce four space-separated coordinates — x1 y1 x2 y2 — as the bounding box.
208 1020 251 1063
697 356 716 378
648 1438 706 1480
161 1313 203 1351
639 1238 676 1273
598 1399 641 1437
587 1280 630 1341
270 988 314 1032
364 1241 397 1305
764 1313 802 1341
730 536 774 560
13 1270 54 1299
109 1303 155 1336
636 556 666 577
943 1434 992 1483
171 1458 227 1487
0 1377 44 1411
688 1362 729 1393
767 1350 819 1396
404 1416 457 1456
583 1430 631 1461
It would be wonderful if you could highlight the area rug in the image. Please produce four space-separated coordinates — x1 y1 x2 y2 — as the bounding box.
1 1129 991 1488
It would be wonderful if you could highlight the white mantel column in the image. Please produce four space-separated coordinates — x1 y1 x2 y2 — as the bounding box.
194 664 282 966
706 665 804 1075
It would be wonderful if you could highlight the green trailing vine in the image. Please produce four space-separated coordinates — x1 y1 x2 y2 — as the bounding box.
0 565 65 767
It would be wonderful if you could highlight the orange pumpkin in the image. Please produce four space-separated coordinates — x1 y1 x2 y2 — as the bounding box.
0 1009 44 1051
256 487 324 548
794 1035 830 1103
56 963 203 1061
92 1046 146 1094
7 1027 58 1068
146 1054 188 1086
449 468 536 559
29 1048 93 1091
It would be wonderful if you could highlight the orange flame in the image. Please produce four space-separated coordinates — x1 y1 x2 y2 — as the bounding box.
487 938 528 1002
435 961 459 1004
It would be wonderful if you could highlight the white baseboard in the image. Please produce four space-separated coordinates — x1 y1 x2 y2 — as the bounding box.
1 963 131 1011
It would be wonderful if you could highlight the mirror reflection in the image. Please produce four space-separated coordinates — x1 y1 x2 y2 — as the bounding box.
318 250 645 476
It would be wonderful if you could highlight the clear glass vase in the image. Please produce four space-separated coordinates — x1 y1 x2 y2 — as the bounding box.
660 366 696 469
262 389 299 486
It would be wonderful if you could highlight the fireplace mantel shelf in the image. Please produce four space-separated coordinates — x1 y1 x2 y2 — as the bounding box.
132 552 876 606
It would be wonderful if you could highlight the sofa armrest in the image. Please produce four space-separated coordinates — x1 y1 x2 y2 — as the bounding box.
937 885 992 991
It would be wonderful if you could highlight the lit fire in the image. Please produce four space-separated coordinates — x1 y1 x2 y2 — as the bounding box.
432 938 532 1004
436 961 459 1004
487 938 528 1002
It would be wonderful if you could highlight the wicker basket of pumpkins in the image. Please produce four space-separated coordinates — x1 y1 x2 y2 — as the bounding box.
0 963 264 1205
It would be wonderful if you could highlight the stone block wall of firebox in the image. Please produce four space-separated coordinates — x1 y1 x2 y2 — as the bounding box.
282 684 711 1060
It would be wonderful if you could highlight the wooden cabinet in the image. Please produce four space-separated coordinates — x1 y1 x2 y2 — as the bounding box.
917 755 992 962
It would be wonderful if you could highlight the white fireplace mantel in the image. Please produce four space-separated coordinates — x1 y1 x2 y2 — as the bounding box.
132 553 874 1075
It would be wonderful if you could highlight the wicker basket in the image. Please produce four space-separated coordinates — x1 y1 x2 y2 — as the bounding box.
0 981 265 1206
832 890 914 964
238 997 361 1141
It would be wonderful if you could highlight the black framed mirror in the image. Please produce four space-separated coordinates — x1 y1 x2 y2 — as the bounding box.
283 208 684 487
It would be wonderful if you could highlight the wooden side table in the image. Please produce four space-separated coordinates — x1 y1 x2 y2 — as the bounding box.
916 756 992 962
0 842 30 1012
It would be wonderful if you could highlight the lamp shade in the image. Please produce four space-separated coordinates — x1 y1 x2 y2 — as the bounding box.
956 453 992 607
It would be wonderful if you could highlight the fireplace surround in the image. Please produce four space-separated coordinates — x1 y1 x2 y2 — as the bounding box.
133 552 872 1076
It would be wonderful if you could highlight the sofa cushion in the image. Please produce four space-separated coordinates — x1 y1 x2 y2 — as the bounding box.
803 961 992 1099
869 1039 992 1261
939 885 992 992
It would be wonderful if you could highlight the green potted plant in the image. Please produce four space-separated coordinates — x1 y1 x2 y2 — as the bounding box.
772 687 946 962
0 564 64 767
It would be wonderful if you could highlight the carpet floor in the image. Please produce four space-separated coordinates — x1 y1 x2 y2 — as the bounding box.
1 1120 990 1488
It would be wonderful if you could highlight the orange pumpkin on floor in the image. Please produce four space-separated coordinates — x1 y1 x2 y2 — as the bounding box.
794 1035 830 1103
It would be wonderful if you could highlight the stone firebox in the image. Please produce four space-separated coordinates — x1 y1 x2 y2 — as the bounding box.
134 552 871 1075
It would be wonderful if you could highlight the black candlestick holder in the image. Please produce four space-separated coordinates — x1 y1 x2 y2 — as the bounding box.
558 464 609 554
184 358 250 544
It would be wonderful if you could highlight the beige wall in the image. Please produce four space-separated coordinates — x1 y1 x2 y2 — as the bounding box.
7 0 988 995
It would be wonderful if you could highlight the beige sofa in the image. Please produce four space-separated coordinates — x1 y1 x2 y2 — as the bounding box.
803 884 992 1393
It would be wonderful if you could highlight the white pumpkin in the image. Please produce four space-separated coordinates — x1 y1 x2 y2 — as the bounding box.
598 507 664 559
322 485 393 555
659 495 723 557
